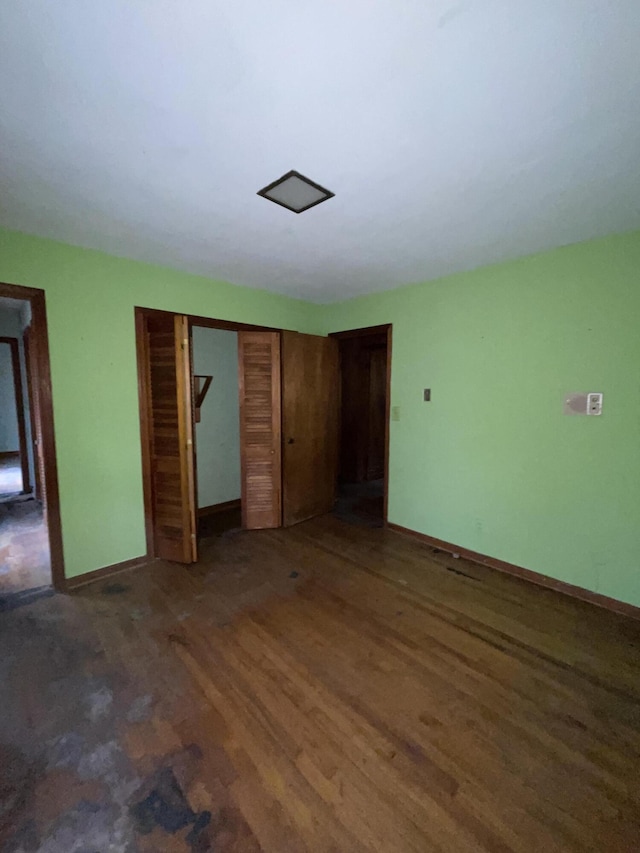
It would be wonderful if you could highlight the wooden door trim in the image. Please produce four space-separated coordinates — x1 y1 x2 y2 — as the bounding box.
136 306 277 333
329 324 392 524
387 522 640 622
188 315 279 333
175 315 198 561
0 336 30 494
197 498 241 518
329 324 391 340
383 326 392 523
135 308 155 557
0 282 65 590
23 325 41 499
143 311 198 561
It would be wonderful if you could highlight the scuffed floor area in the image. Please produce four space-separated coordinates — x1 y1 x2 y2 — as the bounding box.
0 500 51 600
0 561 258 852
0 455 23 498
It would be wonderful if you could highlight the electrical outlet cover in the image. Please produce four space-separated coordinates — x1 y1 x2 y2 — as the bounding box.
587 392 603 415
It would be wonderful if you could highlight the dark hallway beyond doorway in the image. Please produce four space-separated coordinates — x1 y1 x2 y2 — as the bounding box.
332 479 384 528
332 324 391 525
336 332 387 485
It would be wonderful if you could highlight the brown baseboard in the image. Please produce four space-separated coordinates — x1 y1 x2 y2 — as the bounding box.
65 555 153 591
0 450 20 460
386 522 640 622
197 498 241 518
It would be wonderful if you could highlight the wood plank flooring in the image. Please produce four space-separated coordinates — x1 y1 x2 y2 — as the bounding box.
1 515 639 851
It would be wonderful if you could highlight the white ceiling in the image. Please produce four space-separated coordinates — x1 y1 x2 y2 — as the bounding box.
1 1 639 303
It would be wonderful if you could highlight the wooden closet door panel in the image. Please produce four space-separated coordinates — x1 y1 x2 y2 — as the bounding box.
282 331 339 527
238 331 282 529
146 313 197 562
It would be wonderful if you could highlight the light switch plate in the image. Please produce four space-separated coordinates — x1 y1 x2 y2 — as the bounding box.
587 392 603 415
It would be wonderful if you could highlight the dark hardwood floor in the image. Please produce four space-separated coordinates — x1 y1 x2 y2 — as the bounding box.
1 515 639 851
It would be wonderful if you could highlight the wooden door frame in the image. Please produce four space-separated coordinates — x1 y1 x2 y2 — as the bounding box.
0 282 65 590
329 324 392 524
0 336 30 494
23 324 41 499
135 306 280 558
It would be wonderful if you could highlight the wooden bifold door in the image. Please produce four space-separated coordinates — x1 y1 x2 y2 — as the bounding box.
238 329 339 529
139 314 339 562
237 331 282 529
139 311 198 563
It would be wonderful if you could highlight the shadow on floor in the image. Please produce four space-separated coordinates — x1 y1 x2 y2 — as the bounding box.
332 479 384 528
197 506 242 541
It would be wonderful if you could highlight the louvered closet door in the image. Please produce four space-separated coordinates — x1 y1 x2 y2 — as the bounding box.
146 313 197 562
238 331 282 529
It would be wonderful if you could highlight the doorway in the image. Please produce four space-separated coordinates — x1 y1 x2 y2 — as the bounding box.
330 325 391 528
135 308 339 565
0 283 64 597
191 323 242 541
0 336 29 498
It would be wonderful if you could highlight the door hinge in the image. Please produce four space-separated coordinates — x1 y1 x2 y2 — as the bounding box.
186 438 193 447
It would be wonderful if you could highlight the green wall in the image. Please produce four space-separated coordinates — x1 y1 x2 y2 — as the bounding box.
320 231 640 608
0 229 317 578
1 226 639 607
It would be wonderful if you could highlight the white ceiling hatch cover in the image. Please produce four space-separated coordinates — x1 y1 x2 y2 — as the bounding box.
0 1 639 302
258 171 334 214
